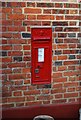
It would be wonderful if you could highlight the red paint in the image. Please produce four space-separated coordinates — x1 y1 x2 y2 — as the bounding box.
31 27 52 85
2 102 81 120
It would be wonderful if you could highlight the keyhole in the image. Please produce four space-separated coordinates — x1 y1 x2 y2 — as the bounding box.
37 65 40 68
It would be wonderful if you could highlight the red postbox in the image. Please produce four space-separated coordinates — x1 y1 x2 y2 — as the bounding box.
31 27 52 84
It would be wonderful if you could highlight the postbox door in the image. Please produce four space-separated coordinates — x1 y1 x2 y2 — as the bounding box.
32 45 51 84
31 27 52 85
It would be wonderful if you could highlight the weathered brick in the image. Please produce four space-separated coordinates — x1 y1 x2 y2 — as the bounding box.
7 2 26 7
13 57 22 62
55 61 62 66
69 55 75 59
22 33 31 38
55 3 63 8
37 3 54 7
27 2 35 7
2 51 7 56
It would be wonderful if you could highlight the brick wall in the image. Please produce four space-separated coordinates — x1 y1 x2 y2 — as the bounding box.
2 1 81 108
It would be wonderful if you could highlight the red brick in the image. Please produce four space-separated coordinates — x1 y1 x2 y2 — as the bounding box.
41 89 50 94
8 51 22 56
2 20 12 26
2 8 12 13
2 33 12 38
24 8 41 14
24 90 40 95
8 14 25 20
53 77 67 83
12 68 21 73
58 66 67 71
69 44 76 48
37 15 54 20
42 21 51 26
53 83 62 89
58 55 67 60
53 72 62 78
65 16 79 20
7 2 26 7
69 10 78 14
26 96 35 101
55 27 63 31
64 3 79 8
8 63 26 68
13 33 21 38
23 45 30 50
55 3 63 8
51 88 66 94
8 39 26 44
9 74 26 80
63 50 76 54
2 69 12 74
55 94 62 99
27 15 36 20
14 21 22 26
64 60 79 65
2 40 7 44
22 68 30 73
67 87 75 92
43 9 51 14
64 82 78 87
24 80 30 84
53 56 57 61
37 95 53 100
2 104 14 108
13 8 22 13
64 39 78 43
56 16 64 20
7 97 25 102
16 103 24 107
23 21 41 26
52 99 66 104
64 93 78 98
27 2 35 7
8 27 25 32
2 45 12 50
13 45 22 50
25 101 42 106
57 44 67 49
2 57 12 63
2 13 6 19
13 91 22 96
69 21 77 26
64 27 80 32
68 66 75 70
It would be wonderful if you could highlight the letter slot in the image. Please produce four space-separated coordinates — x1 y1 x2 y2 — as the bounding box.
31 27 52 85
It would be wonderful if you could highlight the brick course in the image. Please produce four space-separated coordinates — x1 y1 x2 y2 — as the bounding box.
2 1 81 108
